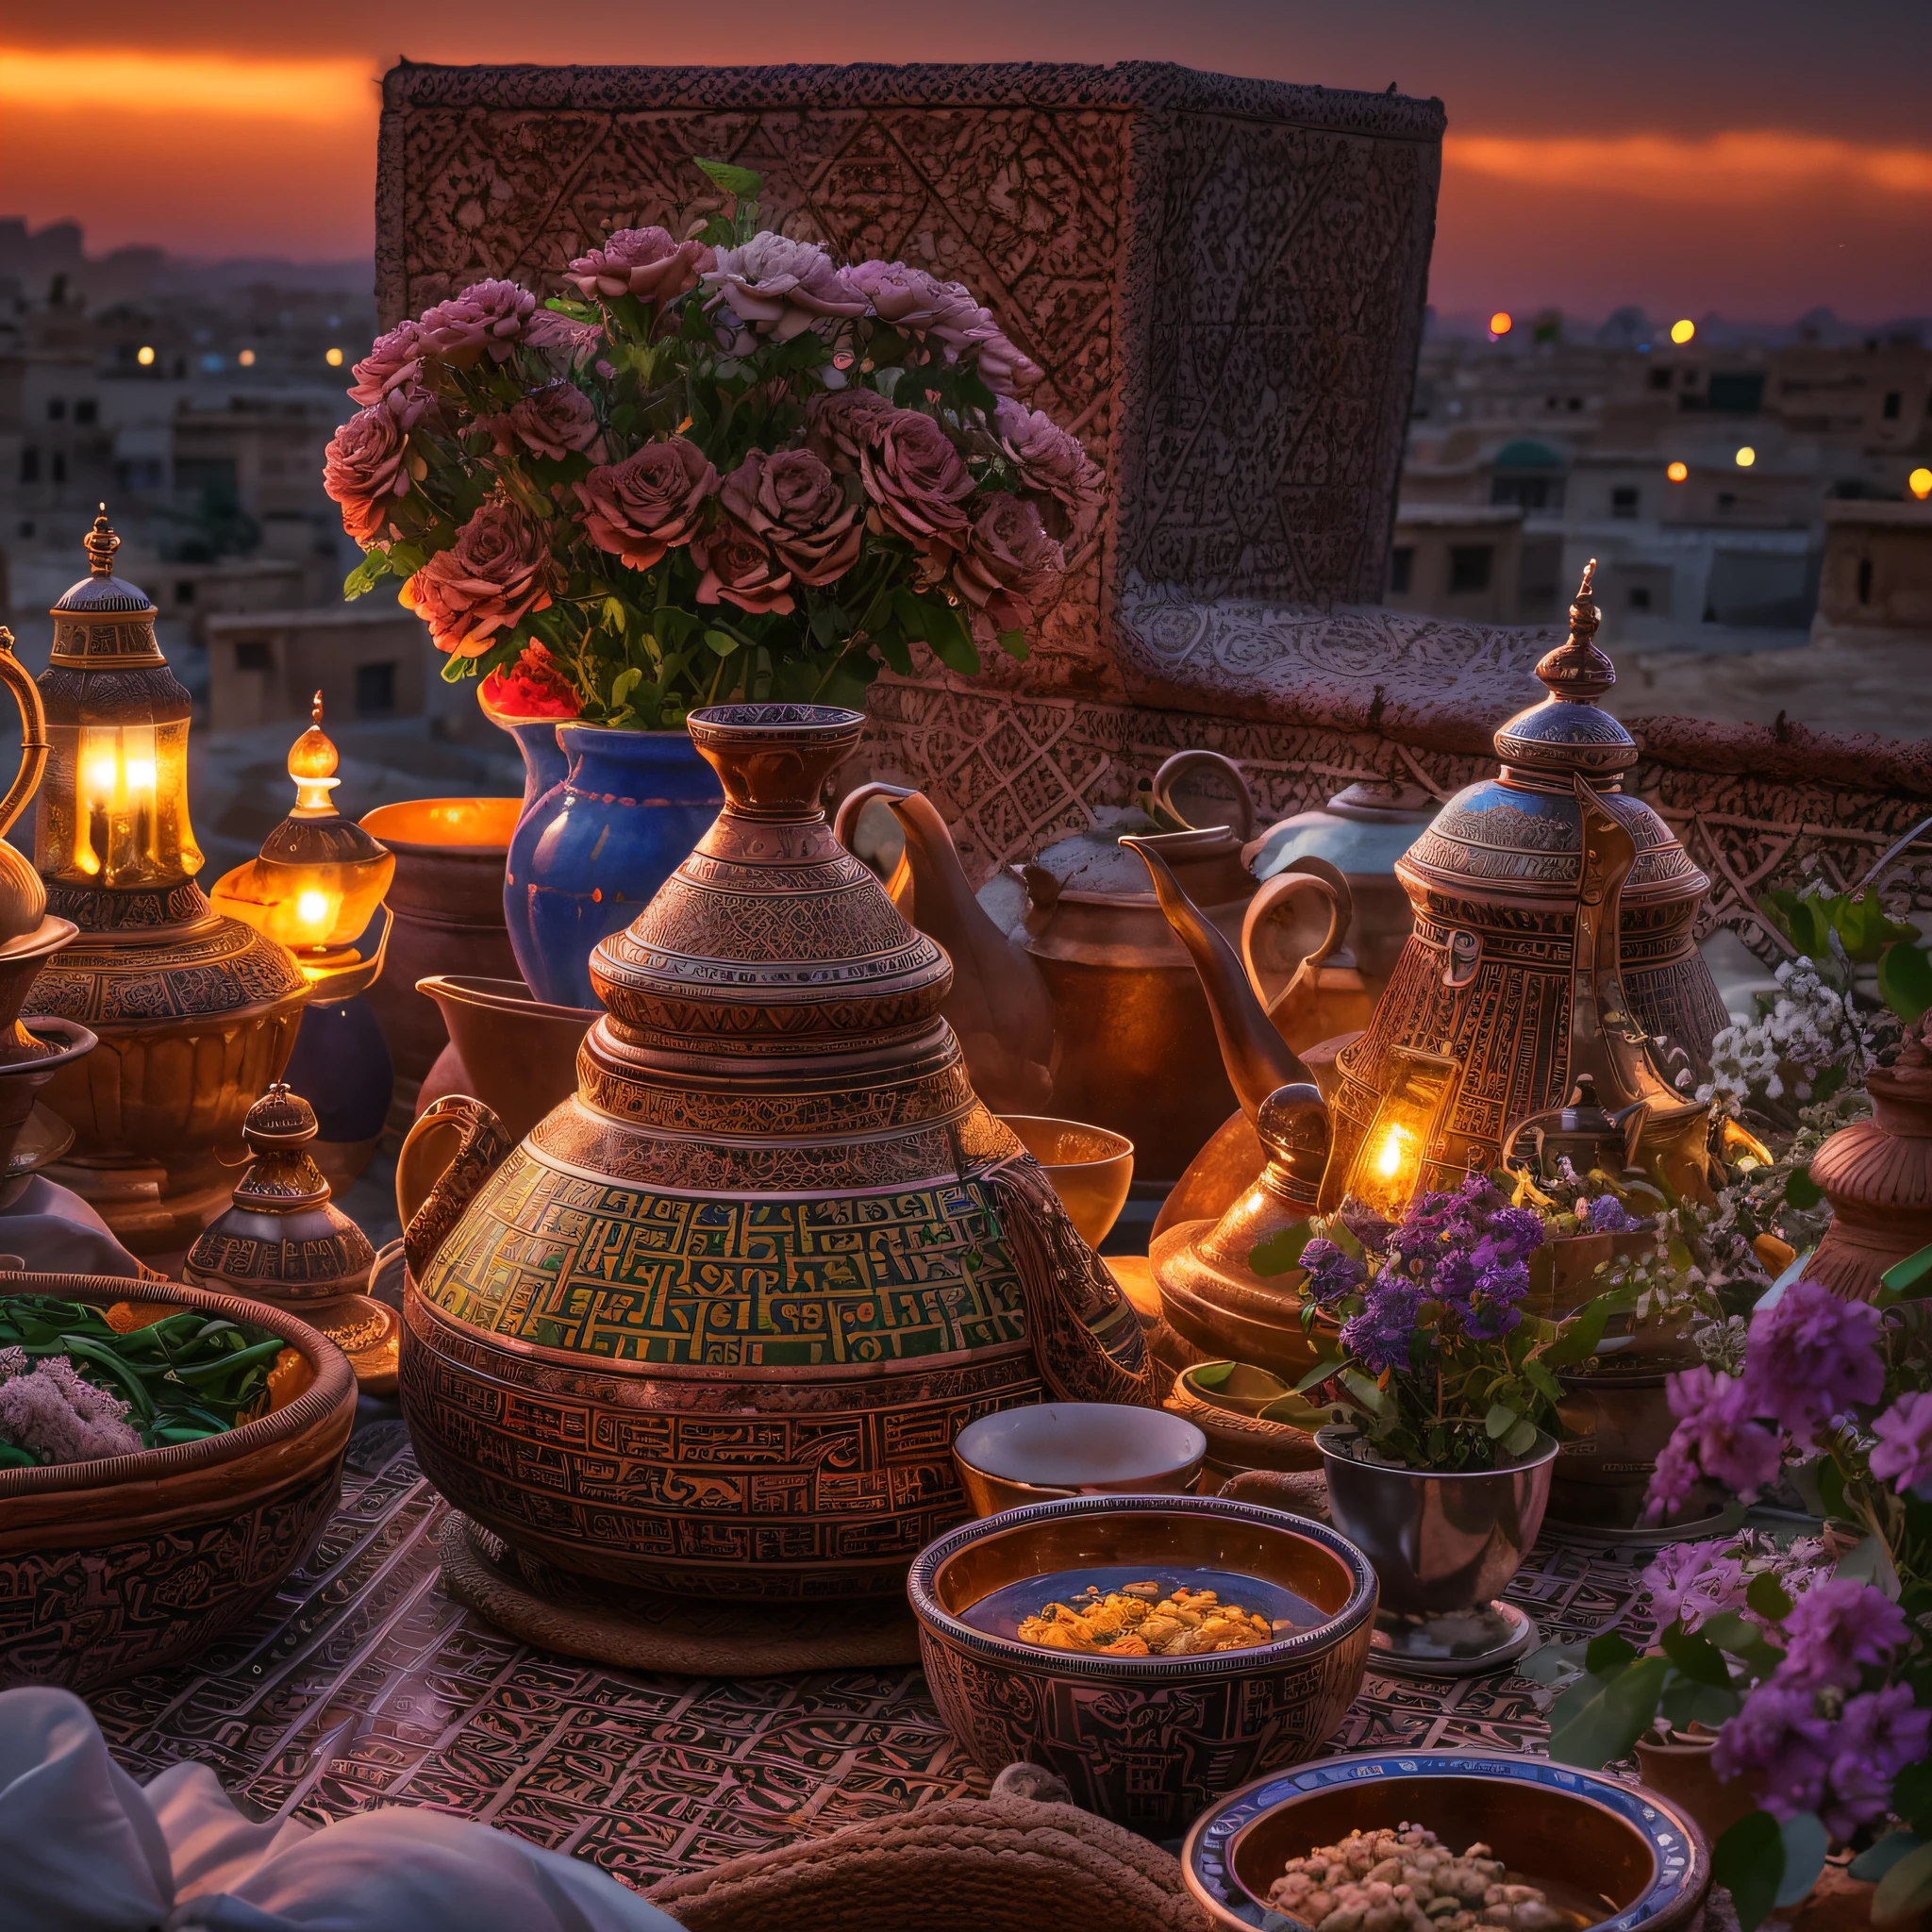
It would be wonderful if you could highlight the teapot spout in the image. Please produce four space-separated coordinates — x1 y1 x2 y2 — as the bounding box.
835 783 1056 1113
1122 833 1318 1124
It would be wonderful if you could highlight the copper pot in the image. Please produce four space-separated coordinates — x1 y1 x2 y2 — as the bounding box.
416 974 596 1144
359 798 521 1088
1808 1041 1932 1302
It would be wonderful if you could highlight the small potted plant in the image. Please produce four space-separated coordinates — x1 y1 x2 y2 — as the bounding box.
1541 1268 1932 1932
324 157 1101 1008
1254 1171 1628 1674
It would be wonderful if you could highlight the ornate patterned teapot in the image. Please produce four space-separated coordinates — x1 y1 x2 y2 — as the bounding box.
399 704 1150 1601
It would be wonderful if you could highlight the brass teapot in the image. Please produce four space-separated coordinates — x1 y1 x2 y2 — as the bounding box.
397 704 1152 1602
1133 566 1728 1378
834 752 1349 1190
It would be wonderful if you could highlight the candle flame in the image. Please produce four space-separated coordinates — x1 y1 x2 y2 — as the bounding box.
1374 1122 1411 1181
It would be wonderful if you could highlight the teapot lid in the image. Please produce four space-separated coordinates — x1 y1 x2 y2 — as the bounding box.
591 704 953 1046
1491 560 1638 787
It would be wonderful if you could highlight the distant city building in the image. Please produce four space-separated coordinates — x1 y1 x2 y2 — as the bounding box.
1813 500 1932 649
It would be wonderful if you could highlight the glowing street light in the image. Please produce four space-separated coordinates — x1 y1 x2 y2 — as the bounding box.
1910 467 1932 500
1667 461 1689 483
1671 319 1695 344
136 345 155 366
325 347 344 368
1489 310 1512 339
1735 446 1757 468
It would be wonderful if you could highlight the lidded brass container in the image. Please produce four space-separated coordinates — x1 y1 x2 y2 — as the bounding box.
1323 565 1727 1209
24 515 308 1254
400 704 1150 1601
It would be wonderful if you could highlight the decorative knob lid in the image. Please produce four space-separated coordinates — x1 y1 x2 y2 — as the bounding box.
50 508 158 620
1491 559 1639 786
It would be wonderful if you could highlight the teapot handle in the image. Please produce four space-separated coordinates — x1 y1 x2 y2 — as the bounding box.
396 1094 512 1282
1149 751 1256 843
1241 858 1353 1024
832 781 916 911
0 630 49 843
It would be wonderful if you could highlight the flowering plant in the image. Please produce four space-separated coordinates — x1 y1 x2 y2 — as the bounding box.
1250 1172 1635 1473
1544 1273 1932 1928
325 158 1101 728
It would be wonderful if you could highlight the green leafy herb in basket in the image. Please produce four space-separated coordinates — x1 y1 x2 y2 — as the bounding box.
0 1296 288 1469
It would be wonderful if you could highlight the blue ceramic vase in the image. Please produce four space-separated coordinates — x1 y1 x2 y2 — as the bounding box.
503 724 724 1010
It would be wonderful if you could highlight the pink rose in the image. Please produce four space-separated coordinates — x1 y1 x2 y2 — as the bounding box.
805 387 895 472
348 321 427 407
720 449 861 587
575 438 719 571
841 260 978 336
858 408 976 548
400 500 553 657
703 232 867 343
323 394 419 544
565 226 713 305
963 324 1043 394
484 382 601 462
691 522 795 616
949 492 1066 645
994 396 1104 543
415 279 537 369
526 310 606 358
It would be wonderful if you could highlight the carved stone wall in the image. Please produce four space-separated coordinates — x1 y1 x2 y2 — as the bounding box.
376 60 1932 958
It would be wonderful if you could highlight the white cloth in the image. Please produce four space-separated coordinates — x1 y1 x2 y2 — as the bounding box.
0 1688 685 1932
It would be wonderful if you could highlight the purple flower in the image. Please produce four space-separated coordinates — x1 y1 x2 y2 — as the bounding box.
1713 1682 1834 1819
1641 1539 1746 1631
1585 1192 1641 1233
0 1349 141 1464
1340 1278 1422 1374
1646 1434 1703 1520
1777 1578 1909 1690
1298 1237 1366 1308
703 233 867 343
1742 1279 1884 1439
1463 1257 1531 1339
1870 1390 1932 1496
1655 1366 1783 1504
1823 1687 1932 1839
1339 1203 1395 1255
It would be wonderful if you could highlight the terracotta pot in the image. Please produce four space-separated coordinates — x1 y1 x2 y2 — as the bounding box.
1809 1042 1932 1302
0 1272 356 1692
358 798 522 1088
1632 1733 1762 1849
416 975 601 1145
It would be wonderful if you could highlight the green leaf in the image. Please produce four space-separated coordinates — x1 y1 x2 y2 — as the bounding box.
1713 1811 1785 1932
890 589 929 640
1660 1622 1735 1689
1775 1813 1827 1909
1876 1840 1932 1925
386 539 427 575
997 627 1030 662
1852 1831 1926 1885
1878 1240 1932 1304
1760 890 1832 961
702 628 741 658
1745 1573 1793 1624
1258 1391 1340 1430
342 552 389 599
1659 1675 1743 1731
1341 1369 1392 1417
601 597 628 635
1699 1609 1784 1678
691 155 762 198
1249 1221 1312 1278
1485 1400 1518 1441
1190 1361 1236 1388
1294 1355 1345 1394
917 598 981 676
1523 1357 1563 1406
1834 891 1919 963
1585 1632 1640 1673
608 666 642 709
1835 1532 1902 1598
1879 942 1932 1024
1891 1759 1932 1837
1547 1652 1668 1770
1503 1416 1540 1458
1784 1165 1824 1210
1541 1285 1632 1369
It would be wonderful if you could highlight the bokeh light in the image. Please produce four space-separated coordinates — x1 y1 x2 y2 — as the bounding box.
1910 467 1932 499
325 347 344 368
1489 310 1512 338
135 345 155 366
1735 446 1757 467
1671 319 1696 344
1667 461 1689 482
238 349 257 367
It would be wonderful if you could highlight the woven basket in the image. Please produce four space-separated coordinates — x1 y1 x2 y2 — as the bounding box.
647 1791 1209 1931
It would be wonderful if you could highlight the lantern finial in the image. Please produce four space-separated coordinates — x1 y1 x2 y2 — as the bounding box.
1530 558 1615 707
84 507 120 578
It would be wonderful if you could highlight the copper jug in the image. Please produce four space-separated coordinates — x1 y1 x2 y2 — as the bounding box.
834 752 1346 1190
398 704 1152 1602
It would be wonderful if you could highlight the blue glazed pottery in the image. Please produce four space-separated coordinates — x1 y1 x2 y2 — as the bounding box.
1181 1748 1710 1932
503 724 724 1010
502 718 570 819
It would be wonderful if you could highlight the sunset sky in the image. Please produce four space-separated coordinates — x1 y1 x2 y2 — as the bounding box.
4 0 1929 321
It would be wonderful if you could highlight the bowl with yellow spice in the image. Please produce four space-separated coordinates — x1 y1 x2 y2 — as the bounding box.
907 1493 1377 1833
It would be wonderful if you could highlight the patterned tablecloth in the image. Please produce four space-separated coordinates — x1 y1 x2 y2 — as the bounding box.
94 1421 1657 1894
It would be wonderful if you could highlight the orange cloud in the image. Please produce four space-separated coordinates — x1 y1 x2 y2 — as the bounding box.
0 46 372 125
1445 130 1932 205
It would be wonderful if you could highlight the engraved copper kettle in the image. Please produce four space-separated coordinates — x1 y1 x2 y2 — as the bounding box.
834 752 1348 1191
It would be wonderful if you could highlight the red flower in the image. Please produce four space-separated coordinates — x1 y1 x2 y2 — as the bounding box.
720 449 861 587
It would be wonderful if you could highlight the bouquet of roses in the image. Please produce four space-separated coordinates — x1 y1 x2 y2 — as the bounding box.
324 158 1102 729
1545 1272 1932 1929
1253 1171 1635 1473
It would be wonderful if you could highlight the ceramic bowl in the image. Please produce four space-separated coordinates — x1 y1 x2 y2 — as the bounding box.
1183 1749 1709 1932
995 1115 1134 1248
907 1493 1377 1834
953 1401 1206 1516
1166 1362 1324 1477
0 1272 357 1693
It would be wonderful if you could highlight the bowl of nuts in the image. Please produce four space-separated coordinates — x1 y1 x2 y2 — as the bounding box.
1182 1750 1710 1932
907 1493 1377 1835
